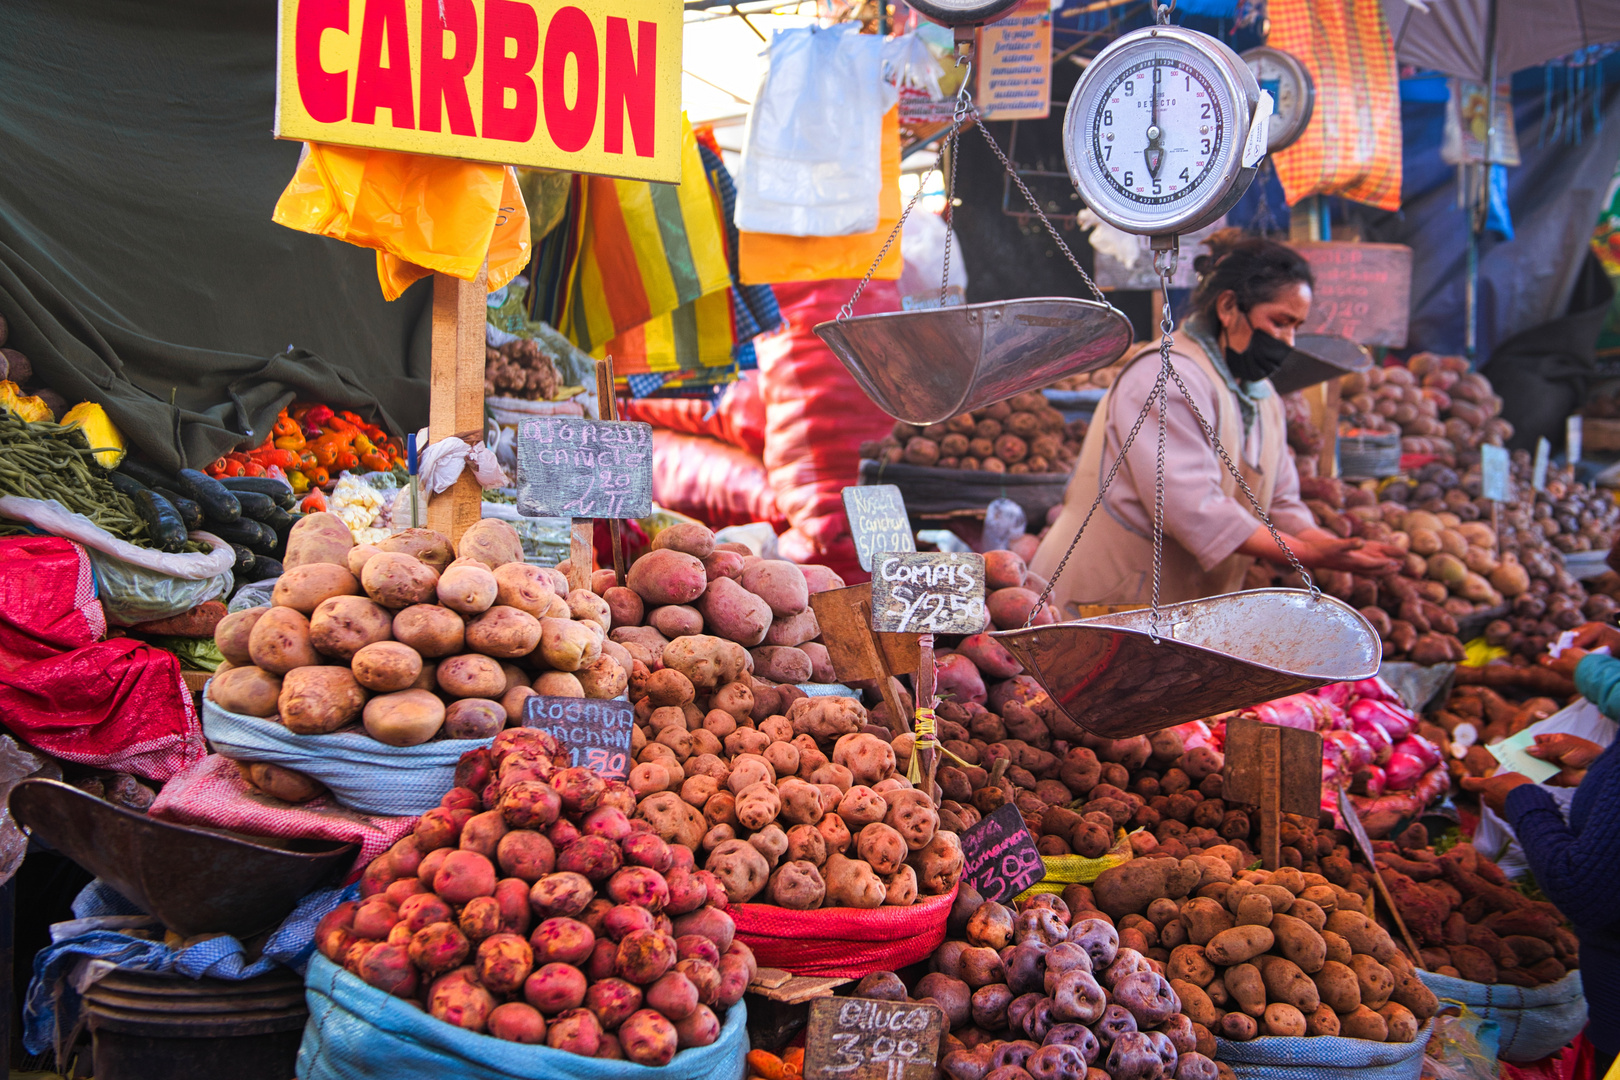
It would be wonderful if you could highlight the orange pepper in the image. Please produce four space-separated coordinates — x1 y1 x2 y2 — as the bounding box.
300 490 328 513
245 462 266 477
333 449 360 471
306 466 330 487
274 434 305 451
359 451 392 472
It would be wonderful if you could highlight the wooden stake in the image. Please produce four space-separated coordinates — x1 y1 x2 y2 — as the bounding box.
594 358 628 587
427 266 488 545
1259 724 1282 871
568 523 593 594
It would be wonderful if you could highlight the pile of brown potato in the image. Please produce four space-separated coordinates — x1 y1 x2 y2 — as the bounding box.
860 392 1085 475
1336 353 1512 458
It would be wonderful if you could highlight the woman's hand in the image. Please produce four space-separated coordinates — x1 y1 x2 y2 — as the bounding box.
1565 622 1620 654
1527 733 1605 786
1539 646 1587 680
1460 772 1535 815
1300 536 1404 575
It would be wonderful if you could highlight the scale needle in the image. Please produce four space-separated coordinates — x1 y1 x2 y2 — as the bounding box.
1144 64 1165 180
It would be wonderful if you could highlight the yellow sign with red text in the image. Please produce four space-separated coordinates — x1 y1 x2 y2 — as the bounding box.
275 0 682 182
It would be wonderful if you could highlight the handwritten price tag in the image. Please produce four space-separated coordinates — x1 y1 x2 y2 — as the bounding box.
804 997 943 1080
516 417 653 520
843 484 915 573
958 802 1044 904
521 696 634 779
870 552 986 636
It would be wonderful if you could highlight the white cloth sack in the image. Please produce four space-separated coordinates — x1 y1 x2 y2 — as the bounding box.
736 24 896 237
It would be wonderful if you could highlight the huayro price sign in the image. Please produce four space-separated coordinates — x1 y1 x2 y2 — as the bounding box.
275 0 683 181
870 552 986 635
516 416 653 519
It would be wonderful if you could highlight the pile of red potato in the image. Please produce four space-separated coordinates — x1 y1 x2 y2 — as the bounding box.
861 393 1085 475
317 727 752 1062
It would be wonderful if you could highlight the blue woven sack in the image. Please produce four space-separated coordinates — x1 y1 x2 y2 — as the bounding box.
297 953 749 1080
1214 1021 1433 1080
1417 969 1586 1063
202 696 489 816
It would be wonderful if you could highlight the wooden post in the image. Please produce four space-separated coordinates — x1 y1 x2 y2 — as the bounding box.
594 358 628 587
568 524 593 594
1258 724 1282 871
427 267 488 545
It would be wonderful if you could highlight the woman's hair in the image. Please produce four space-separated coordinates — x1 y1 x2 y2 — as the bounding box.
1189 228 1313 322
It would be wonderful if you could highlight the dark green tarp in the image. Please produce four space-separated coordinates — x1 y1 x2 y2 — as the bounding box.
0 0 434 471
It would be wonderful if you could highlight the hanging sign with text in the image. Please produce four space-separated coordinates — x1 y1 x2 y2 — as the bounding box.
275 0 682 181
1293 242 1412 348
870 552 986 635
516 416 653 519
522 695 634 779
958 802 1044 905
843 484 915 573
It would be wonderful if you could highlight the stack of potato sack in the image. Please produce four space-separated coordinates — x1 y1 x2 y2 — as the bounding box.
1372 824 1576 989
1336 354 1512 460
899 889 1221 1080
320 728 752 1062
861 393 1085 475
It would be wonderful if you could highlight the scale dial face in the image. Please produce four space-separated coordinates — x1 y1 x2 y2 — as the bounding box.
906 0 1023 28
1064 26 1260 237
1242 46 1314 152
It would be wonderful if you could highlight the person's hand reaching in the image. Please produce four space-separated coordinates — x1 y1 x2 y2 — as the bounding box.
1460 772 1534 815
1527 733 1605 786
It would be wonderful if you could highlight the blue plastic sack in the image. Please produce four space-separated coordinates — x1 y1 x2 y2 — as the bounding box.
202 696 488 816
1215 1020 1433 1080
298 953 749 1080
1417 968 1586 1063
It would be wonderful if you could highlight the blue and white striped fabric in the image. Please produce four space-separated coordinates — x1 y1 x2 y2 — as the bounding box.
202 696 488 816
1215 1021 1433 1080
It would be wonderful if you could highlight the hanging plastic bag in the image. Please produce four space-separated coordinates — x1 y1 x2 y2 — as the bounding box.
736 24 898 237
898 210 968 309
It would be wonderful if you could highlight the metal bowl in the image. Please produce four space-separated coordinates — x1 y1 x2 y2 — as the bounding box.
10 779 356 938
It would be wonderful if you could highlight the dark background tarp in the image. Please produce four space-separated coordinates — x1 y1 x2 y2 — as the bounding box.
0 0 433 472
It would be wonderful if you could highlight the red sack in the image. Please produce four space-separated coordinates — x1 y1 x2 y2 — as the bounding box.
619 374 768 458
150 755 417 883
758 279 900 582
652 431 785 531
0 537 204 782
730 886 955 978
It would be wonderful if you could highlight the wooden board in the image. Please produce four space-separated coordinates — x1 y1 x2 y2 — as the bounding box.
958 802 1044 905
521 696 635 780
427 268 488 544
1222 717 1323 817
842 484 915 573
750 972 852 1004
515 417 654 519
870 553 986 635
808 585 922 681
803 997 944 1080
1294 242 1412 348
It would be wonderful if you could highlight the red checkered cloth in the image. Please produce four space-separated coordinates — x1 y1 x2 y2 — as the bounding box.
0 536 203 782
730 885 956 978
150 755 417 883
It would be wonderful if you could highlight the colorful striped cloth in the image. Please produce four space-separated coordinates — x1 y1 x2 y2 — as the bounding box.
559 116 732 355
1270 0 1403 211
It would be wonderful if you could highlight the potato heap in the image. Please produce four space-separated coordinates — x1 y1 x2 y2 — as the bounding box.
861 393 1084 475
317 728 753 1063
866 890 1216 1080
1373 825 1576 989
208 515 636 753
625 681 964 910
1336 354 1513 459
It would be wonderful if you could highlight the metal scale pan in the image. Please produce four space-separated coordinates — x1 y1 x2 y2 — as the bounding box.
815 298 1133 425
992 589 1381 738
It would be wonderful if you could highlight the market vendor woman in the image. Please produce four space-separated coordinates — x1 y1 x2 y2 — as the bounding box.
1030 231 1400 613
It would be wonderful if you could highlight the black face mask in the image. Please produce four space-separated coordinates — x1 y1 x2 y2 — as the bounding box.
1224 321 1295 383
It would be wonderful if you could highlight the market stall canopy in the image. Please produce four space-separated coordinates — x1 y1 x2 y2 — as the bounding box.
1381 0 1620 79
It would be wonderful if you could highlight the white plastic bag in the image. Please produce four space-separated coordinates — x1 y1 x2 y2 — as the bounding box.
736 24 897 237
898 211 967 310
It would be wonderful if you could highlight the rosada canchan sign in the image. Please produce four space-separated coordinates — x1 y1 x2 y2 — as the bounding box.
275 0 682 182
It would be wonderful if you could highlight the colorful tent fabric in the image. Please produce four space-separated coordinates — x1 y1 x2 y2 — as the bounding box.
559 118 732 355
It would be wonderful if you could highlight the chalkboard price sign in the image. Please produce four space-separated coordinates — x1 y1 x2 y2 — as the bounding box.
958 802 1044 905
1294 242 1412 348
521 696 635 779
804 997 943 1080
516 417 654 520
870 552 986 635
842 484 915 573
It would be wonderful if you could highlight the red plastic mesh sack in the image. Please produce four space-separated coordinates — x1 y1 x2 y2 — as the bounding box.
730 885 955 978
150 754 417 883
653 431 785 531
758 279 900 583
620 375 768 458
0 536 203 782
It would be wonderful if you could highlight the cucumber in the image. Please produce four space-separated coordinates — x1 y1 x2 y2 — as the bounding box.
230 544 257 576
218 476 296 509
133 489 188 553
153 488 203 531
208 517 278 555
176 468 240 523
232 490 280 520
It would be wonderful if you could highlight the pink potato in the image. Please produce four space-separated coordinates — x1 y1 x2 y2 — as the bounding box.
622 832 675 873
604 903 657 941
428 967 495 1032
348 545 381 577
459 810 509 858
529 872 596 919
524 961 589 1013
436 562 499 614
578 655 629 699
674 1004 721 1048
434 850 498 904
697 577 772 646
248 606 319 674
652 522 716 559
206 666 282 718
616 929 677 985
703 551 745 582
650 605 705 638
671 906 736 954
502 684 539 722
494 562 557 616
488 1001 547 1043
501 781 563 830
677 935 721 965
273 563 362 615
765 608 821 648
351 640 423 692
391 604 465 657
477 933 534 997
539 617 600 672
352 897 399 940
553 766 609 814
398 892 453 934
436 654 507 698
497 830 556 882
414 844 456 884
213 607 267 666
985 549 1029 591
377 528 454 572
444 698 505 740
459 896 504 941
716 954 749 1006
283 513 355 569
751 646 812 684
605 587 644 629
934 652 987 705
741 560 809 618
957 633 1024 679
585 978 644 1031
530 917 596 964
988 587 1048 631
586 938 620 981
627 549 708 607
465 606 543 660
494 877 533 936
362 552 440 608
534 672 585 697
547 1008 604 1055
800 565 845 593
357 941 417 997
410 923 471 974
456 519 525 570
609 866 671 909
646 971 700 1020
620 1009 680 1066
568 589 612 631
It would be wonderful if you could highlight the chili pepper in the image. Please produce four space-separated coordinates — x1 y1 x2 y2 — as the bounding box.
305 466 329 487
245 462 266 477
300 489 327 513
359 451 392 472
273 413 301 438
274 434 305 451
287 470 310 493
333 449 359 471
302 404 335 427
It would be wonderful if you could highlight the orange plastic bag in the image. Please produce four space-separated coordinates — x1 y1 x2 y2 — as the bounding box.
739 107 903 284
273 144 530 300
